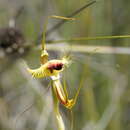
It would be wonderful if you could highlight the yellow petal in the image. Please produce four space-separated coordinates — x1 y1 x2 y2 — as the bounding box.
27 67 45 78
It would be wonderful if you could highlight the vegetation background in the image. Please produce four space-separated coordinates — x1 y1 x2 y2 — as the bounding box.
0 0 130 130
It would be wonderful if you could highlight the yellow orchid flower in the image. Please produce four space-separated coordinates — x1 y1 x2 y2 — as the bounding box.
27 57 70 78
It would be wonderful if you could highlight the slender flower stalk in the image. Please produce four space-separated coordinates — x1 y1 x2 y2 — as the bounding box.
50 73 83 130
51 76 65 130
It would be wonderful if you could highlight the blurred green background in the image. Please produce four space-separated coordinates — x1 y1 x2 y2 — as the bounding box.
0 0 130 130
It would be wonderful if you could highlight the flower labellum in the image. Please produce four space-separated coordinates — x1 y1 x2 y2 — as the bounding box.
27 58 70 78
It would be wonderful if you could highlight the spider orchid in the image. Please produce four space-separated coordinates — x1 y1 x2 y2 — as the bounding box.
27 15 79 130
27 15 78 109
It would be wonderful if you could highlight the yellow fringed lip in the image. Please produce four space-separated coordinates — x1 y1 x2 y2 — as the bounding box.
27 58 70 78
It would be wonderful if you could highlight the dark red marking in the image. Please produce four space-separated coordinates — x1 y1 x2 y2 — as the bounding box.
48 62 63 73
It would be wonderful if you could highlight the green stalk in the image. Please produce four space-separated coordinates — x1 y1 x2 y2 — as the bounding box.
47 35 130 44
52 79 65 130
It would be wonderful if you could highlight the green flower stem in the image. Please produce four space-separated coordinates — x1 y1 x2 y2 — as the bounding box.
47 35 130 44
52 77 65 130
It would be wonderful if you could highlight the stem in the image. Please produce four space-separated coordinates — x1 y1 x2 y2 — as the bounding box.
47 35 130 44
37 0 96 43
52 78 65 130
46 0 96 36
41 15 75 51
